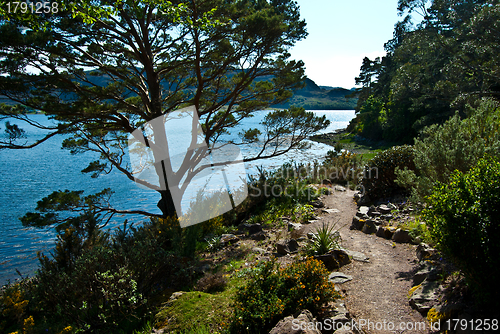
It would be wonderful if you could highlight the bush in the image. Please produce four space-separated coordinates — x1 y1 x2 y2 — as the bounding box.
195 272 228 293
398 98 500 202
424 157 500 307
361 145 415 199
230 258 339 333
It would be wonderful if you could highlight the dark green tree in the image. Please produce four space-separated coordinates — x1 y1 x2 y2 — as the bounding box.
0 0 329 222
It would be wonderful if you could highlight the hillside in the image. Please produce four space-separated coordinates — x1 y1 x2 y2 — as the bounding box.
1 75 357 111
274 78 357 110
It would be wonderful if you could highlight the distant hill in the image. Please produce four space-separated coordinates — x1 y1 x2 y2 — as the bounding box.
274 78 357 110
1 74 357 111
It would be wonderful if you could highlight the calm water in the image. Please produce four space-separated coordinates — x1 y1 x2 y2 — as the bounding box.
0 110 354 285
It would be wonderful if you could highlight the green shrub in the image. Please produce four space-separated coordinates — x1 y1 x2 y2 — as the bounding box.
361 145 415 199
399 98 500 202
424 157 500 307
230 258 339 333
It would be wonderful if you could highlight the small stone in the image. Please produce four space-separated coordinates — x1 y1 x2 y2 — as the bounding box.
328 272 353 284
220 234 239 245
310 200 325 208
344 249 370 262
378 204 393 214
251 231 267 241
356 206 370 217
322 208 340 214
288 222 303 231
334 185 346 192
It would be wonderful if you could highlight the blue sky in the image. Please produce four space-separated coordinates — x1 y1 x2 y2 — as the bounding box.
290 0 401 89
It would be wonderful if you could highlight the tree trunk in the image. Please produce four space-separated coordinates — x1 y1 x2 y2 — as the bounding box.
157 188 178 218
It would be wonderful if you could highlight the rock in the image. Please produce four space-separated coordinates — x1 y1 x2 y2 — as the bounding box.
221 234 239 246
247 223 263 235
413 262 441 285
344 249 370 262
409 281 442 315
356 206 370 217
378 204 393 214
322 208 340 214
388 203 398 210
269 309 321 334
369 211 382 217
288 222 303 231
252 247 267 254
416 243 437 261
310 200 324 208
315 249 351 270
376 226 396 239
334 185 346 192
322 179 332 186
350 216 365 230
392 228 412 243
307 219 321 224
328 272 353 284
361 220 377 234
381 214 394 220
375 226 386 238
251 231 267 241
166 291 184 305
277 239 299 255
307 232 315 239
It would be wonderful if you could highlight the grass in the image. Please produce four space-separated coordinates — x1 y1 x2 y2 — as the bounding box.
310 131 399 162
154 275 245 333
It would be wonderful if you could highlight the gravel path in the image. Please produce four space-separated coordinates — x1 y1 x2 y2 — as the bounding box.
304 188 431 334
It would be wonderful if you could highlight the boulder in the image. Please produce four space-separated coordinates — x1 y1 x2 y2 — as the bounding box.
413 262 441 286
392 228 412 243
314 249 351 270
361 220 377 234
409 281 442 316
247 223 263 235
277 239 299 255
269 310 321 334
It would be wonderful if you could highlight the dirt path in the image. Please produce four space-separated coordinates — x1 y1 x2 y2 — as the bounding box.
304 188 431 334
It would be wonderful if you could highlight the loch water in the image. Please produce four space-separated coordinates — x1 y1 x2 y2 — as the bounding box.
0 110 355 285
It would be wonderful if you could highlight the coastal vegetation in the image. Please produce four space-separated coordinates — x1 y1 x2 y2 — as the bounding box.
1 0 500 332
